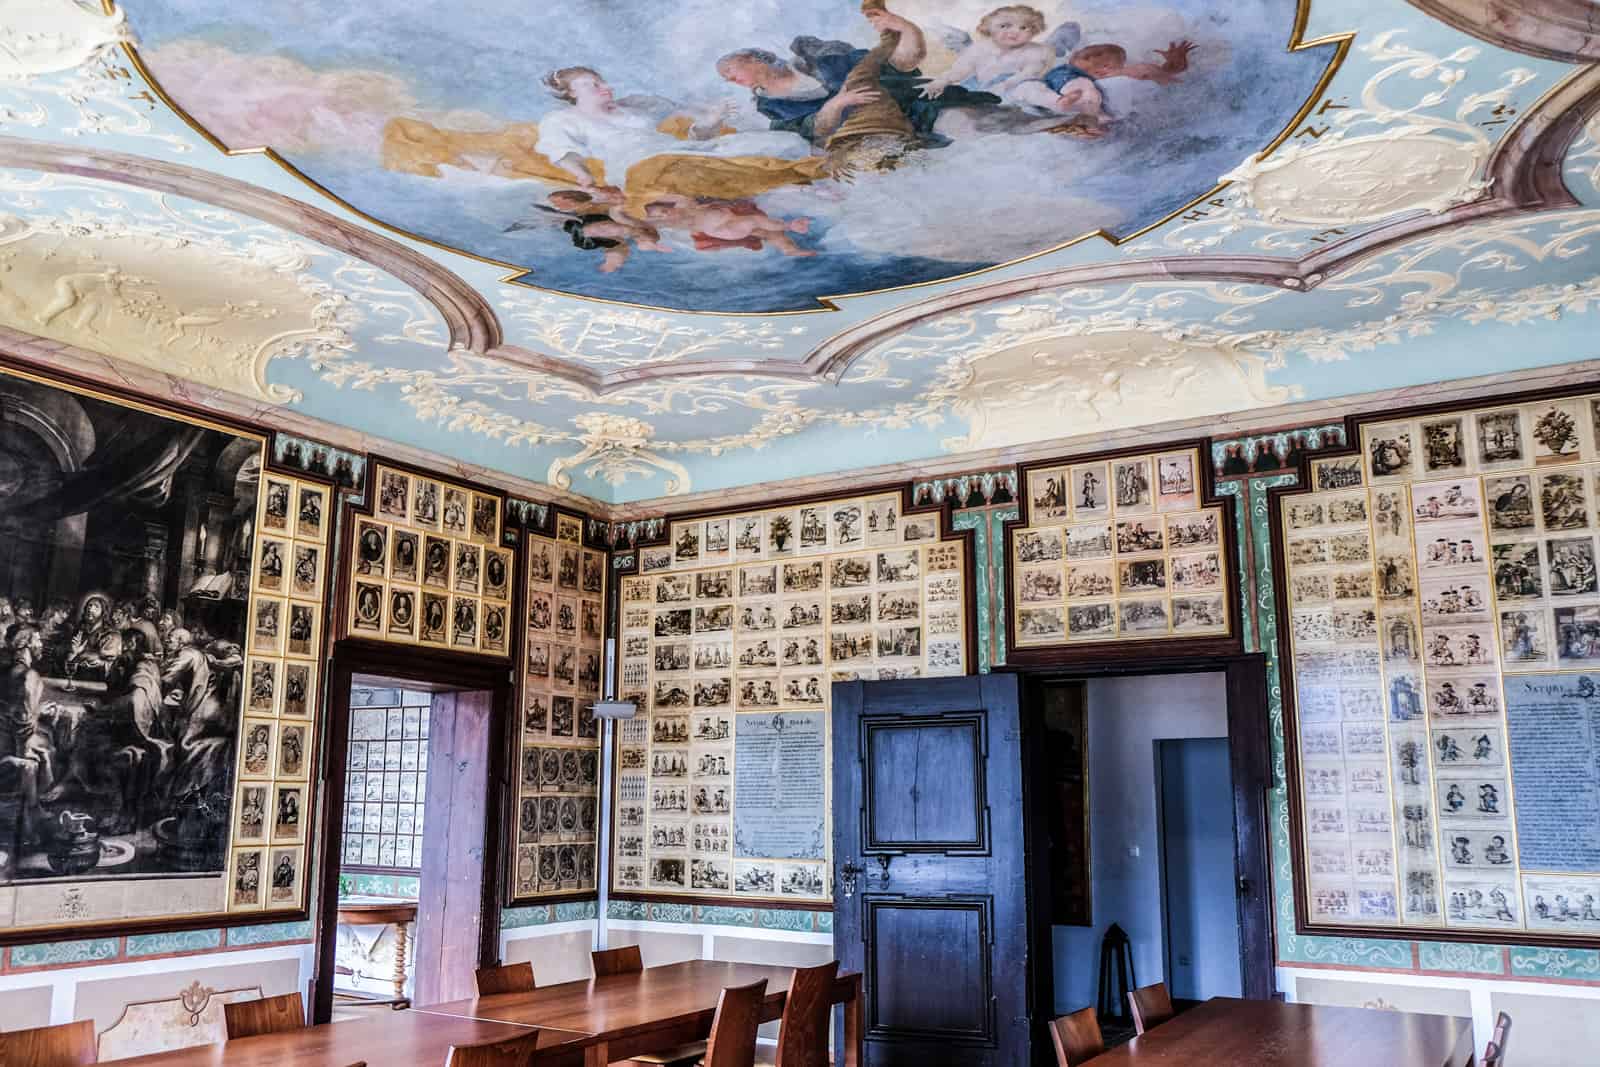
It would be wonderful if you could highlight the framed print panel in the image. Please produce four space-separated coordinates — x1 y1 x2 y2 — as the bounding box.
611 487 972 906
339 464 509 660
0 364 332 940
1006 444 1239 662
1279 386 1600 945
508 520 604 904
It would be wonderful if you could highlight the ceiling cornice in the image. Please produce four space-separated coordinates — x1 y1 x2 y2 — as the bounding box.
0 324 609 514
605 357 1600 520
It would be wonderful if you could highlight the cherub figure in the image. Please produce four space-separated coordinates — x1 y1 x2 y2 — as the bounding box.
514 187 669 274
640 196 816 257
1024 40 1196 130
920 5 1080 105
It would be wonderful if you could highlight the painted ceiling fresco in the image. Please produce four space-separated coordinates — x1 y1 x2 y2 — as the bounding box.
0 0 1599 503
121 0 1336 314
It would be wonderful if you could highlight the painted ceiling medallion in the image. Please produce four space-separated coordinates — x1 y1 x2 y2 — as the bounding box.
122 0 1338 314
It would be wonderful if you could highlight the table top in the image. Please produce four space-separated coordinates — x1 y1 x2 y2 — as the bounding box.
1086 998 1475 1066
336 897 419 925
113 1008 590 1066
417 959 815 1038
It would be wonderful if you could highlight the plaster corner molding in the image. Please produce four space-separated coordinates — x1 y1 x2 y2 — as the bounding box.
0 0 130 79
1221 132 1492 226
548 412 691 496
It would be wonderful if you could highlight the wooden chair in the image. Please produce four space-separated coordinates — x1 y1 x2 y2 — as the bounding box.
1127 983 1174 1036
592 944 644 977
754 960 839 1067
0 1019 97 1066
445 1034 553 1067
474 961 536 996
593 945 706 1067
1047 1007 1105 1066
224 992 306 1040
702 979 769 1067
1482 1011 1512 1067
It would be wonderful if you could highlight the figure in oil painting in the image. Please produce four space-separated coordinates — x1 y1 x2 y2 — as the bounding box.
921 5 1066 104
718 4 1000 150
641 196 816 257
535 66 825 210
125 0 1333 313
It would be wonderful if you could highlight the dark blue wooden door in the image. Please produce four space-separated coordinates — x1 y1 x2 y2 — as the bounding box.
832 674 1029 1066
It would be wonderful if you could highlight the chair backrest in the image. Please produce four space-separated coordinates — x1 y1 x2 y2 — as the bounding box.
1127 983 1174 1035
591 944 644 977
0 1019 97 1067
1047 1007 1105 1067
224 992 305 1040
774 960 839 1067
445 1034 550 1067
1482 1011 1512 1067
474 961 537 996
702 979 769 1067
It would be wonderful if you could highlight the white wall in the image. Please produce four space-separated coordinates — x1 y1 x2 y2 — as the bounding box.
1052 673 1229 1013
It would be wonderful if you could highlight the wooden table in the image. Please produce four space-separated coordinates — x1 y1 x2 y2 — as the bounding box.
1085 997 1475 1066
110 1008 591 1066
417 959 864 1067
336 898 419 1005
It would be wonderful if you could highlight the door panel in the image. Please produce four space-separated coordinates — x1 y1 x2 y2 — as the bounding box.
868 899 991 1035
865 718 984 849
834 674 1028 1067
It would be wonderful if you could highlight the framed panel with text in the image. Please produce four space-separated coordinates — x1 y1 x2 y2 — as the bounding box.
1276 384 1600 945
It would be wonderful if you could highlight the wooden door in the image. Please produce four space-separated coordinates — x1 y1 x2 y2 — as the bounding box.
412 688 493 1005
832 674 1030 1067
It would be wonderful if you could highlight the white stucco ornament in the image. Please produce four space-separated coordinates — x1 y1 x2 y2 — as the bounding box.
0 0 131 79
1222 131 1491 226
548 412 692 496
936 328 1298 452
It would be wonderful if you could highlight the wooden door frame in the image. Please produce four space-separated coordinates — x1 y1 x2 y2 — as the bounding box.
311 638 514 1024
1006 653 1275 1045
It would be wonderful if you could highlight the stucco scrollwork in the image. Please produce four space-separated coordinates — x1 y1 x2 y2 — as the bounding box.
547 413 691 496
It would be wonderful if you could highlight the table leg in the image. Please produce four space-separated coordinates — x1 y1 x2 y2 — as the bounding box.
844 973 863 1067
583 1040 609 1067
393 922 408 1003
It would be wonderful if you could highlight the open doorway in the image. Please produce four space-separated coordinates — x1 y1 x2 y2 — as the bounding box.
1019 657 1272 1060
312 657 511 1024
